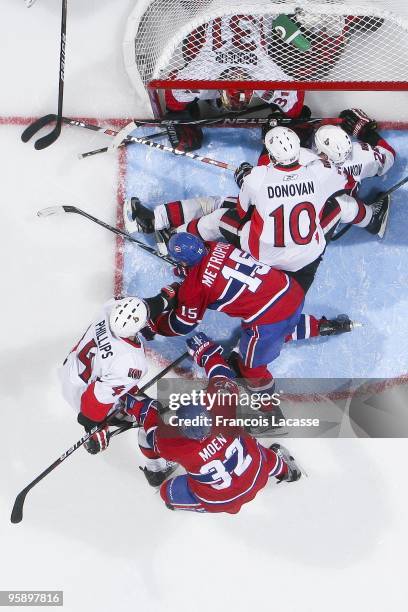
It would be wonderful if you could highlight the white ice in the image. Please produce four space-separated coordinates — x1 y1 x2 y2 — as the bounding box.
1 2 408 612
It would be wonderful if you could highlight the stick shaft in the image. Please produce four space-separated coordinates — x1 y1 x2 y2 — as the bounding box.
82 135 236 170
80 130 168 159
60 205 175 265
33 0 68 150
10 351 188 523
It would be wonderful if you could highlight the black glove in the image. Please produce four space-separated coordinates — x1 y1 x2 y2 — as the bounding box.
339 108 378 140
166 124 204 152
234 162 253 188
160 282 180 309
144 284 179 322
260 106 285 138
298 104 312 120
139 319 157 341
77 412 110 455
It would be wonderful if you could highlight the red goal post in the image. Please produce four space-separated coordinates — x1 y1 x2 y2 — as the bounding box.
123 0 408 118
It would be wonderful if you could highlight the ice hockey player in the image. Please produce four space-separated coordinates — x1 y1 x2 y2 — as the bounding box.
125 126 358 292
164 65 307 152
126 331 302 513
142 232 357 395
310 109 396 237
59 290 178 457
247 109 394 238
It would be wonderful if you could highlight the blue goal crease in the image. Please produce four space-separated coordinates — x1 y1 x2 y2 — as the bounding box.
122 127 408 381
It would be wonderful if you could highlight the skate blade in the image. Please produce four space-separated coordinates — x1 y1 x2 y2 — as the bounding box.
351 321 363 330
297 461 309 478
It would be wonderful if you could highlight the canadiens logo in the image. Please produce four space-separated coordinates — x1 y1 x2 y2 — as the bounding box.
128 368 142 379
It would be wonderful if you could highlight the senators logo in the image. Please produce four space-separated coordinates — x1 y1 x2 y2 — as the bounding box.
128 368 142 379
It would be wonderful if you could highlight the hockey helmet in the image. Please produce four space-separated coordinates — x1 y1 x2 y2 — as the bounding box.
264 126 301 166
109 297 148 338
176 403 212 441
314 124 352 164
219 67 253 111
168 232 206 267
220 88 253 111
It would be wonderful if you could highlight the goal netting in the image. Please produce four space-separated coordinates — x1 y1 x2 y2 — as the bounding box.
123 0 408 114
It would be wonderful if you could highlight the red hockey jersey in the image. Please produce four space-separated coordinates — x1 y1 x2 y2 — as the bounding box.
132 353 284 514
156 241 305 336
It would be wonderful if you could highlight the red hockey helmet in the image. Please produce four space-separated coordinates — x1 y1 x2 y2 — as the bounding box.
219 67 253 111
219 88 253 111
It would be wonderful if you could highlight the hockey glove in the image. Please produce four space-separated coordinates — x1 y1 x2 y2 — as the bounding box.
173 264 188 279
77 412 110 455
339 108 377 140
234 162 253 188
164 101 200 121
266 106 285 126
140 318 158 341
186 332 223 367
160 282 180 309
123 394 162 425
167 124 204 152
298 104 312 121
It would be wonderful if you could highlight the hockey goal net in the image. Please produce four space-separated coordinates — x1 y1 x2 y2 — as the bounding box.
123 0 408 116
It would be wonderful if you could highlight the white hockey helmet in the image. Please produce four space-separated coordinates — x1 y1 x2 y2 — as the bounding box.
264 127 300 166
109 297 148 338
314 125 352 164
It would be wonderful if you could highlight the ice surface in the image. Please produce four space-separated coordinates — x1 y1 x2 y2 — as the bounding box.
1 2 408 612
124 127 408 382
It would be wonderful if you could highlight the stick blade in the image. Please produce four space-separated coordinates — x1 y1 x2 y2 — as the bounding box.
37 206 66 217
10 489 29 524
21 114 57 143
34 124 62 150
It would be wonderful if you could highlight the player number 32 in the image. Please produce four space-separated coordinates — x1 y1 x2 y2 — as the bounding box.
200 438 253 490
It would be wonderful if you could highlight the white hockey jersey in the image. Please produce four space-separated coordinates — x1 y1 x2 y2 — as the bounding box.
59 299 147 420
177 15 293 81
169 87 303 118
341 140 395 183
166 15 305 115
238 155 351 271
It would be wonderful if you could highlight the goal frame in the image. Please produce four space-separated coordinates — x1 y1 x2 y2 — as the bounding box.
124 0 408 118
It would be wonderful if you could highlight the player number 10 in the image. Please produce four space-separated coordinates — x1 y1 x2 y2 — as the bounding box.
270 201 317 247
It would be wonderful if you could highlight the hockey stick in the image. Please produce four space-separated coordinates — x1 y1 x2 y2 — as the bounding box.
37 205 177 265
10 350 188 524
79 114 338 159
331 173 408 242
80 130 168 159
21 0 67 149
20 103 273 139
25 108 336 140
80 135 237 169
